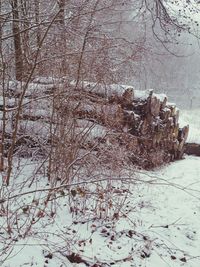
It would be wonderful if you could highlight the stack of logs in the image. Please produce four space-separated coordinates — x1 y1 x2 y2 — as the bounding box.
0 80 190 170
71 84 189 168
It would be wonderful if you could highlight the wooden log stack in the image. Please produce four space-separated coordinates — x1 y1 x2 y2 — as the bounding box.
71 83 189 168
0 79 190 170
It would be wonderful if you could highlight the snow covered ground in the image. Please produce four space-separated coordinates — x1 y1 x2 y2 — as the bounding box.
0 154 200 267
0 102 199 267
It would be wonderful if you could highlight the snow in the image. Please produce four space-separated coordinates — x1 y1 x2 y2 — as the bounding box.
1 80 200 266
0 154 200 267
70 80 131 98
22 98 52 119
134 89 151 100
167 0 200 26
32 76 67 85
70 80 168 103
19 120 51 139
1 238 74 267
77 119 109 140
179 109 200 144
154 93 167 102
7 80 57 97
0 96 16 107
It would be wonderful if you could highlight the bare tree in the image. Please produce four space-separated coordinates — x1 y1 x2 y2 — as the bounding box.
0 1 199 266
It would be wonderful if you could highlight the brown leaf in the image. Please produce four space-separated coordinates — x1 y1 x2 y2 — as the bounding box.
180 257 187 262
171 255 176 260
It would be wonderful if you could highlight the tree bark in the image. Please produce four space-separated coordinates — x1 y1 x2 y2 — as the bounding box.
58 0 67 75
0 0 2 53
20 0 30 66
12 0 23 81
58 0 65 25
34 0 41 47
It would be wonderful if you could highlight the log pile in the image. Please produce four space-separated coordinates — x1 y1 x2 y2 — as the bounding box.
0 79 190 170
69 83 189 168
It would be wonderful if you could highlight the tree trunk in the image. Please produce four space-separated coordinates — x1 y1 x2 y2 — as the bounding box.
0 0 2 53
58 0 67 75
12 0 23 81
58 0 65 25
20 0 30 72
34 0 41 47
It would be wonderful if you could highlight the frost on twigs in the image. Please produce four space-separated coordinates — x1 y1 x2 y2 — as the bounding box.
0 78 196 267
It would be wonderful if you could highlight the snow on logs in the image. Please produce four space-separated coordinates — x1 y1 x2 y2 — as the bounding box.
0 80 190 169
71 82 189 167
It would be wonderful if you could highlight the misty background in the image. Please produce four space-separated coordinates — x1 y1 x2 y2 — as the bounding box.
1 0 200 109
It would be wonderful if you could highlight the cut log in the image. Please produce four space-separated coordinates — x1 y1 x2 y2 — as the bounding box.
121 87 134 108
101 104 124 129
185 143 200 156
140 119 149 135
160 108 171 122
160 96 168 109
150 96 161 117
